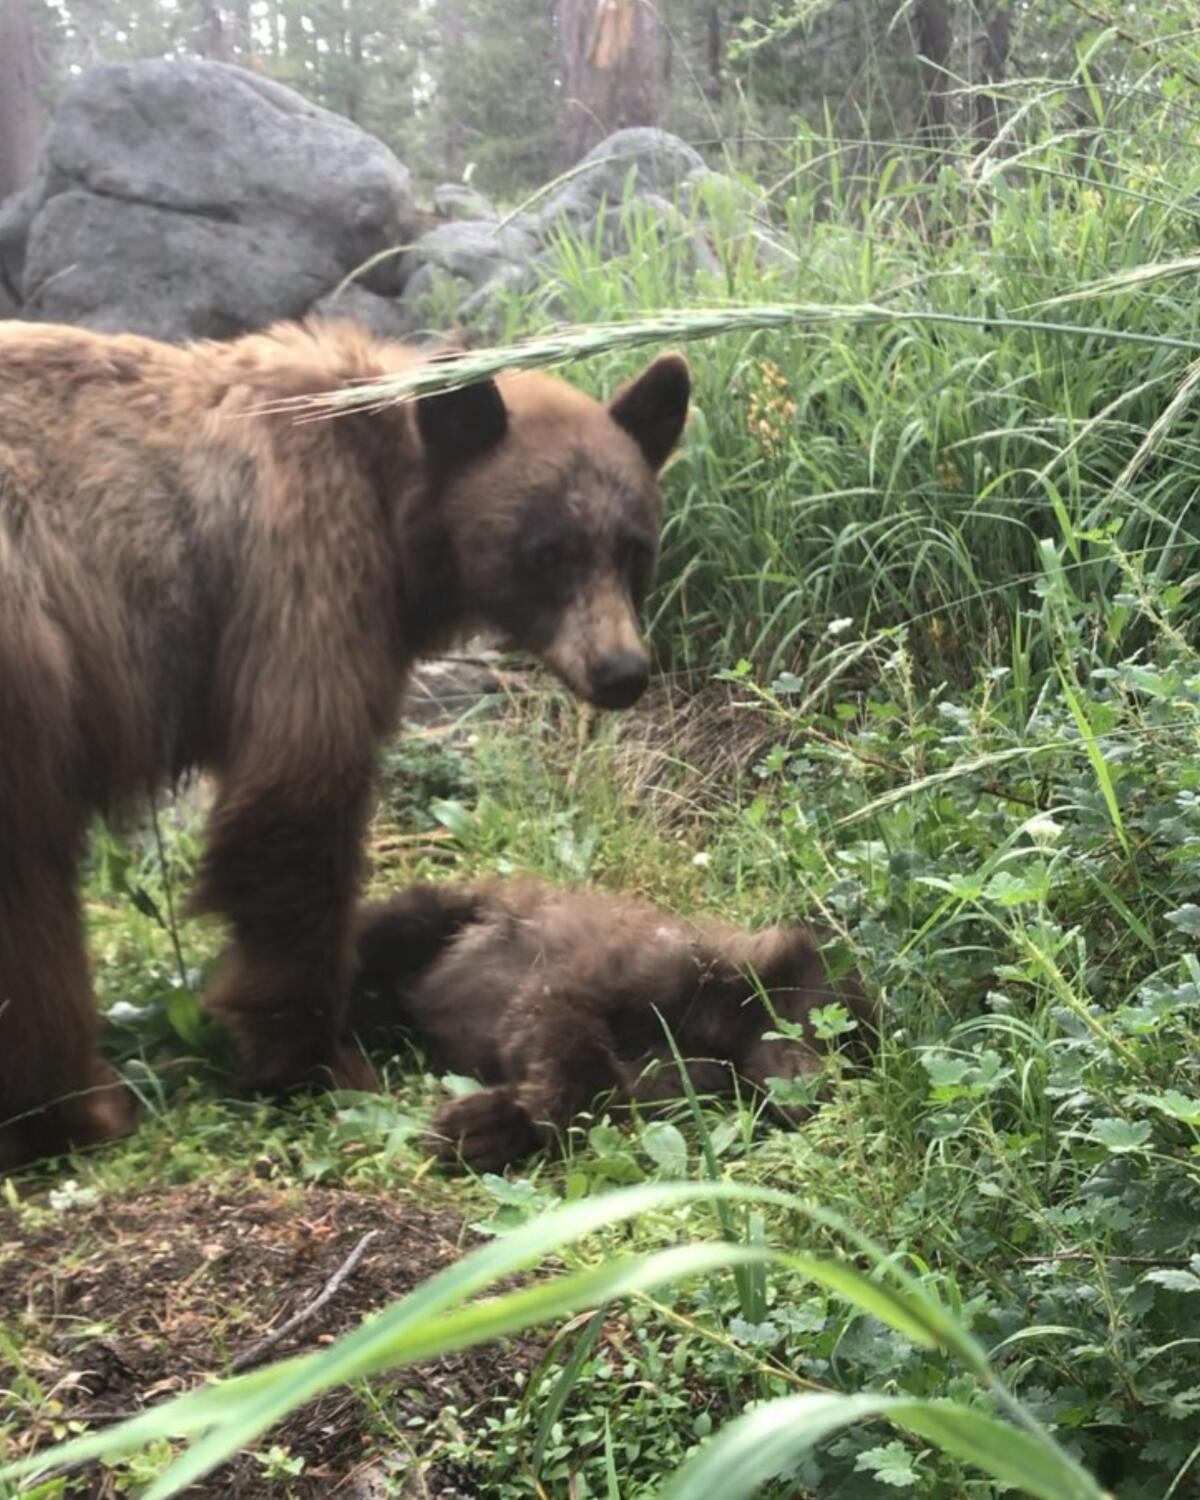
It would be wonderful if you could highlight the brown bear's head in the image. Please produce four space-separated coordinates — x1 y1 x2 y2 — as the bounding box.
413 352 690 710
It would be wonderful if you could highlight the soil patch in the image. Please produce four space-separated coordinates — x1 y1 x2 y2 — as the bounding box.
0 1182 537 1496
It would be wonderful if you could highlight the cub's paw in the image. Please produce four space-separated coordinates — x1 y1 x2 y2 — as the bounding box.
431 1089 540 1174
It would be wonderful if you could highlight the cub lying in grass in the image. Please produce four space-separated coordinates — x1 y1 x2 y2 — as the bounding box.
348 879 875 1172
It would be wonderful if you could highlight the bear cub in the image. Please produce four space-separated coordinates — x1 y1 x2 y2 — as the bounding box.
348 879 875 1172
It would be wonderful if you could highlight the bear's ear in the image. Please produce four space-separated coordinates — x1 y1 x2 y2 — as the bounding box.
415 375 508 468
608 352 691 472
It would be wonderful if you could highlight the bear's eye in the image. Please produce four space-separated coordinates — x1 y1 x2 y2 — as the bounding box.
619 534 654 604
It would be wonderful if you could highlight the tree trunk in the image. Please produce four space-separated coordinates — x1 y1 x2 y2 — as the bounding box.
195 0 232 62
706 4 723 102
914 0 952 153
559 0 661 164
344 0 364 123
973 3 1012 148
0 0 44 200
439 0 469 175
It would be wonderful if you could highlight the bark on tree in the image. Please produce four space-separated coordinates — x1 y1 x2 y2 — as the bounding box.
0 0 44 199
559 0 662 163
196 0 232 62
973 3 1012 147
439 0 468 173
706 3 723 101
914 0 952 151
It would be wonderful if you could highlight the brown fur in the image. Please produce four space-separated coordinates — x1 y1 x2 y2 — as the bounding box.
348 880 876 1172
0 318 689 1168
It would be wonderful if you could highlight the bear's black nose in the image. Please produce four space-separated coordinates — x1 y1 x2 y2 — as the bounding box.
590 651 650 710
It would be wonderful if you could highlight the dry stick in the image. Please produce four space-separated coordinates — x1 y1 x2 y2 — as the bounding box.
230 1230 380 1374
1018 1252 1193 1267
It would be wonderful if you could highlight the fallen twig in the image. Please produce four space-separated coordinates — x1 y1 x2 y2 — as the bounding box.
1018 1251 1190 1266
230 1230 379 1373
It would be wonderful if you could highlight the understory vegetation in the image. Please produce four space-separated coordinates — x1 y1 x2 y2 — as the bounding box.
7 14 1200 1500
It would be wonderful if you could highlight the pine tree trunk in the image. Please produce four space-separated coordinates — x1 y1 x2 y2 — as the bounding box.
439 0 469 176
559 0 661 164
914 0 952 150
973 3 1012 147
0 0 44 200
707 4 723 102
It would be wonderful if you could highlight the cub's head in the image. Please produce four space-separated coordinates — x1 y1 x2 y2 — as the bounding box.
415 352 690 710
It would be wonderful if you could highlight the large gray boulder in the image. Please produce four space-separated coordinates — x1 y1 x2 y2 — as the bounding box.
306 284 416 342
403 218 538 290
405 130 714 334
14 59 417 340
398 218 540 329
584 193 722 275
0 181 38 300
536 127 707 231
432 182 498 222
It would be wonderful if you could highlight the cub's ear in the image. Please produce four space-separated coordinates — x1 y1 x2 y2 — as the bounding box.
608 352 691 472
416 376 507 468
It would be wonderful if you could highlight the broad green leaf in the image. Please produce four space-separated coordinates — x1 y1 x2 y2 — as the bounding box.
1092 1118 1153 1152
855 1439 921 1488
1137 1089 1200 1126
1166 904 1200 936
642 1121 689 1176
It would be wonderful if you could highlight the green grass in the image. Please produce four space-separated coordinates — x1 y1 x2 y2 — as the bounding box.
7 633 1200 1496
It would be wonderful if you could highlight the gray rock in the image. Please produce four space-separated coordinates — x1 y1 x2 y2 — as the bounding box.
20 58 417 339
432 182 498 221
307 284 416 341
0 278 17 318
24 190 340 340
679 166 766 216
398 217 540 332
0 181 38 300
458 261 540 334
581 193 722 275
680 168 792 267
536 127 706 230
405 218 538 290
397 263 472 331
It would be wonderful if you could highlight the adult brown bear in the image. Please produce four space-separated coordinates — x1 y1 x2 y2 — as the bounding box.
0 318 689 1169
348 879 875 1172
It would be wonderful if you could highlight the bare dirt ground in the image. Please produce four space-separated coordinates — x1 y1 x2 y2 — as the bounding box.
1 1182 537 1497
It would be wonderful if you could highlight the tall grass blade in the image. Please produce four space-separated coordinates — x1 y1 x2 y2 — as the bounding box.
657 1392 1109 1500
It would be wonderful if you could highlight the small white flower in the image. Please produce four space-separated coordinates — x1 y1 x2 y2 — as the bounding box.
49 1180 100 1212
826 616 854 637
1027 816 1064 844
692 851 711 868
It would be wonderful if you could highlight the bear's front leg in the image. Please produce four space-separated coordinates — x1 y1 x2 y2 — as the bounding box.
195 767 379 1095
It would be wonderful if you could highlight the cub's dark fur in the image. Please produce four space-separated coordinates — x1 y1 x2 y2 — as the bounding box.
349 879 875 1172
